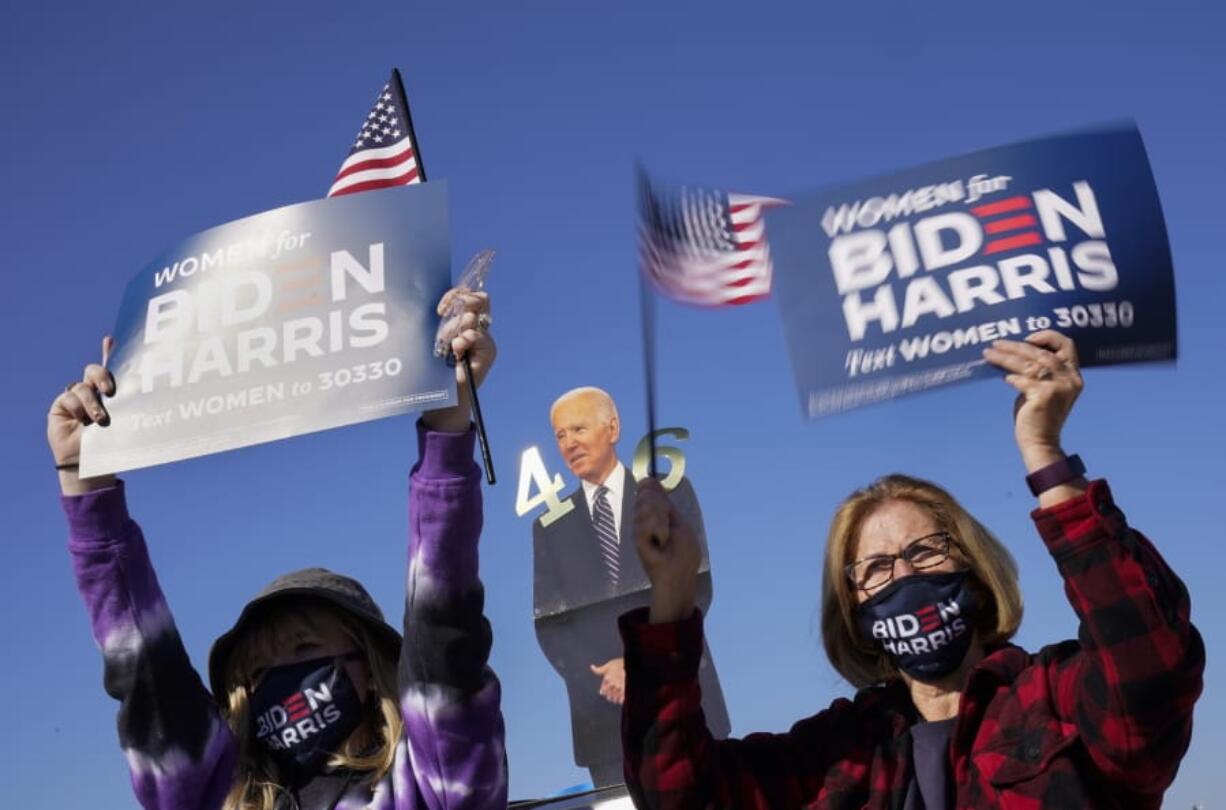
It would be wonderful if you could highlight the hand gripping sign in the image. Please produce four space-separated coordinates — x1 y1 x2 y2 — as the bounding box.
80 184 454 476
766 123 1176 418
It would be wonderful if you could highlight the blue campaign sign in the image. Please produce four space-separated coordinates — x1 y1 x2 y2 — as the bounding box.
80 184 456 476
767 124 1176 418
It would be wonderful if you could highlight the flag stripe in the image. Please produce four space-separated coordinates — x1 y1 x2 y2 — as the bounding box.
643 266 772 300
330 159 420 197
724 293 769 306
333 146 416 184
331 172 421 197
641 239 772 273
335 136 415 174
330 161 419 196
642 258 772 288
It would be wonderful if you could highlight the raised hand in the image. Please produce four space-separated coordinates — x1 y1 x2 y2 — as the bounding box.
634 478 701 624
423 289 495 433
982 330 1084 473
48 336 118 494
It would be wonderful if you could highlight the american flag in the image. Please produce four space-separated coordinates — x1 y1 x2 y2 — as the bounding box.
638 170 785 306
328 70 423 198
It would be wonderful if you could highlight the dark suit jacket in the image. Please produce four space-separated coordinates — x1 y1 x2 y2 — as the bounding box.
533 467 729 772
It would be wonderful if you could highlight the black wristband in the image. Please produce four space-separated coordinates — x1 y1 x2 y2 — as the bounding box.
55 462 80 471
1026 454 1085 496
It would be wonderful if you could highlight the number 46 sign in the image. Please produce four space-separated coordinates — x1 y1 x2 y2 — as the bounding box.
515 428 690 527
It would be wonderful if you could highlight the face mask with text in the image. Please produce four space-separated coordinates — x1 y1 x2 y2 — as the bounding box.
856 570 977 683
249 654 365 782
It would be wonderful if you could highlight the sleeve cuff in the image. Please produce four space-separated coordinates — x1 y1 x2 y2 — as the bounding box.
61 481 133 545
414 419 478 480
1031 479 1125 555
620 606 705 678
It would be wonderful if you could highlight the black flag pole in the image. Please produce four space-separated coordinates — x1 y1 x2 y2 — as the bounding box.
636 165 659 481
391 69 423 181
393 68 495 484
639 270 659 481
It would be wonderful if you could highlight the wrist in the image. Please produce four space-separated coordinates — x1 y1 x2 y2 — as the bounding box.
1024 452 1089 508
422 388 472 433
649 584 696 624
59 469 117 496
1019 441 1066 474
421 410 470 433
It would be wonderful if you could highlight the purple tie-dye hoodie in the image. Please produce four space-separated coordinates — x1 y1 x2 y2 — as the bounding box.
62 424 508 810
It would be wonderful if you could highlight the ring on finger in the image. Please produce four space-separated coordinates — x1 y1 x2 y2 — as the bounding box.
476 313 492 332
1032 365 1054 380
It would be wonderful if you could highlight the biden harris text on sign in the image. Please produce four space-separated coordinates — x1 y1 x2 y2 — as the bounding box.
767 124 1176 418
80 184 454 476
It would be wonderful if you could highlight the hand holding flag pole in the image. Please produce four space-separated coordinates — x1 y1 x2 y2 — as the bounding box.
435 250 497 485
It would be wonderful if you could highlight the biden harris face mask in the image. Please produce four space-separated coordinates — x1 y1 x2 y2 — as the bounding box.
249 655 366 782
855 570 977 683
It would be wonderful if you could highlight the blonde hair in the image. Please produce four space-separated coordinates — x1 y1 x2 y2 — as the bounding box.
219 599 402 810
820 474 1023 688
549 386 619 427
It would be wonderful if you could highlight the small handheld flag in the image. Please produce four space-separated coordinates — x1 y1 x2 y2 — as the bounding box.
636 167 784 479
329 69 423 197
638 168 785 307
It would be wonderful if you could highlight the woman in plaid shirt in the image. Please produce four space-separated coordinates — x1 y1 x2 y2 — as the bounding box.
621 331 1203 809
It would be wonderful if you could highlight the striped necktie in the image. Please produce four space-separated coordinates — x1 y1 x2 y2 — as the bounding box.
592 485 620 586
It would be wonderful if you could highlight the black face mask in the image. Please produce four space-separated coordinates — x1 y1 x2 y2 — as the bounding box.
855 570 977 683
249 655 366 783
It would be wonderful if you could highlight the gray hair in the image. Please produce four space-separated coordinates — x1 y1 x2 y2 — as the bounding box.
550 386 619 426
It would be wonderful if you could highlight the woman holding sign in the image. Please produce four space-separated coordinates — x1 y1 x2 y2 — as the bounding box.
49 290 506 810
622 331 1203 808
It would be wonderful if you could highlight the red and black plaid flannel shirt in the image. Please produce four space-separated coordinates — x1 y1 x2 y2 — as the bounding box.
620 480 1204 809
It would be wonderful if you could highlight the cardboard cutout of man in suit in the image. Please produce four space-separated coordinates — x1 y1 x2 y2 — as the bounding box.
532 387 729 787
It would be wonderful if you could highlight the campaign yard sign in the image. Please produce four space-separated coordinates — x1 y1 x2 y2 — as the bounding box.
80 183 455 476
768 124 1176 418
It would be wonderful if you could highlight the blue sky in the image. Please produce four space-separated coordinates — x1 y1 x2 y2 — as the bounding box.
3 1 1223 805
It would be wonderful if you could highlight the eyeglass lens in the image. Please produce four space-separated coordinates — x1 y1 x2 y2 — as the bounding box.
850 533 950 591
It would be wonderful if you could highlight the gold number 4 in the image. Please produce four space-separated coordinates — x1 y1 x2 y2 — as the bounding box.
515 446 574 527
